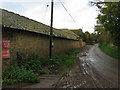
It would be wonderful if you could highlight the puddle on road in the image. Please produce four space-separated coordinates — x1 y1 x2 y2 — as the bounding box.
82 63 85 67
79 51 98 83
89 57 95 62
80 52 87 57
86 62 89 66
79 57 85 62
79 53 95 67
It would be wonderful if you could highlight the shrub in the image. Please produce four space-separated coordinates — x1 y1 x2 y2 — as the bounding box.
2 66 40 84
17 53 42 73
23 59 41 73
17 52 27 66
16 48 81 75
40 57 51 66
38 70 49 74
3 79 17 85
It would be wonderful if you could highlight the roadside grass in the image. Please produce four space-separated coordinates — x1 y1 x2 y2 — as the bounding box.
2 48 81 85
99 43 120 59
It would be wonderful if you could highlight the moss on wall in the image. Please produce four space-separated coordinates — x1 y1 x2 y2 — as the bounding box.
1 8 78 40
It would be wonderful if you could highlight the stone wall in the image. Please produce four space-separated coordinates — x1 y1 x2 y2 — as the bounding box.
2 27 83 70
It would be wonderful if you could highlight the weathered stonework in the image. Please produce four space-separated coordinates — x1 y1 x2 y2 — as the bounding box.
2 27 83 70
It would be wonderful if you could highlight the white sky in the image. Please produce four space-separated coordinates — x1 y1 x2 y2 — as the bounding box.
0 0 99 33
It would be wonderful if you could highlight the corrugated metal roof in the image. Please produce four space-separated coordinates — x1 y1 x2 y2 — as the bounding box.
1 9 79 40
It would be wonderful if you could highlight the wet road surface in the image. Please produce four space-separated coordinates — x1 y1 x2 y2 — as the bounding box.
55 44 118 88
23 44 118 88
88 44 118 87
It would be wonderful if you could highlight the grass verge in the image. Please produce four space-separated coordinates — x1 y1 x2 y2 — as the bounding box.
99 43 120 59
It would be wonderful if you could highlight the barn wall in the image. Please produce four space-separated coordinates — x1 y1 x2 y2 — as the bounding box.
2 27 83 70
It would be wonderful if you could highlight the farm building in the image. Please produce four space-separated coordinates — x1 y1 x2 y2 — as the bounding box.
1 8 84 70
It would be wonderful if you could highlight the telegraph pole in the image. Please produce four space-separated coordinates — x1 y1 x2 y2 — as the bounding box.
50 0 54 59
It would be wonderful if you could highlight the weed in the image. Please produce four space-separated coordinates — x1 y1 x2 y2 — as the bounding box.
38 70 50 74
3 79 17 85
3 48 81 85
2 66 40 84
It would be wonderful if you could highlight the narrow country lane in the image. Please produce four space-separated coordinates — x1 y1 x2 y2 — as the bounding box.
55 44 118 88
23 45 118 88
88 44 118 87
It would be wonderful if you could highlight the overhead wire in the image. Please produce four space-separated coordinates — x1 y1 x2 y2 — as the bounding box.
58 0 78 27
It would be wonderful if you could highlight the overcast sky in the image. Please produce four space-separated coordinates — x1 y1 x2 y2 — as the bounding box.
0 0 99 33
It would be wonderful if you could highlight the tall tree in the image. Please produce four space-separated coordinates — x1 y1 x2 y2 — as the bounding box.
96 2 120 48
95 25 112 44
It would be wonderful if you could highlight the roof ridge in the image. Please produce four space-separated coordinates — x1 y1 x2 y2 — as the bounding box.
1 8 79 40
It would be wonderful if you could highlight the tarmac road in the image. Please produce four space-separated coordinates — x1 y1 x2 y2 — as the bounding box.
88 44 118 87
55 44 118 88
23 44 118 88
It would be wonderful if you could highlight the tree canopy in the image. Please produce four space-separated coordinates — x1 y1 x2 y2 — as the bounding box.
95 2 120 48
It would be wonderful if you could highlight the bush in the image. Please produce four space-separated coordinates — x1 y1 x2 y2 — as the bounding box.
23 59 41 73
40 57 51 66
2 66 40 84
2 48 81 85
38 70 49 74
17 52 27 66
3 79 17 85
17 53 42 73
16 48 81 74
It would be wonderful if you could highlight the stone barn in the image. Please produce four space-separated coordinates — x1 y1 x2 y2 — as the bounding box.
1 9 83 70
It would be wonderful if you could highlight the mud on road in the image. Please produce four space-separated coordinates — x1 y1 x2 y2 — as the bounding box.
54 45 118 88
23 45 118 89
